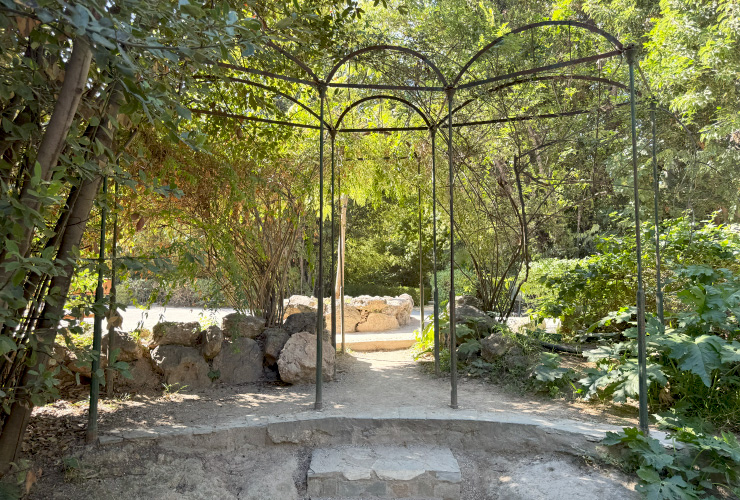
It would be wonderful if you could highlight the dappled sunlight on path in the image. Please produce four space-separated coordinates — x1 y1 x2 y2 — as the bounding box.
77 348 637 435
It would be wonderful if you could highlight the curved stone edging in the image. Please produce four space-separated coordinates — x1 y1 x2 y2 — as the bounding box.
98 407 671 455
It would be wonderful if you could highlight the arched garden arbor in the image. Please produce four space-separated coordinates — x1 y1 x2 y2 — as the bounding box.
203 20 650 429
88 21 662 438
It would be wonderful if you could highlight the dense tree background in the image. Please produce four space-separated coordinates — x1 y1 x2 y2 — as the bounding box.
0 0 738 473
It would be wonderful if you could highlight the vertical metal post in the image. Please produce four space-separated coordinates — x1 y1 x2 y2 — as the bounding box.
447 88 458 409
339 175 346 353
431 128 440 375
315 85 326 411
418 158 424 334
106 180 118 397
87 175 107 443
330 132 337 366
627 46 649 434
651 100 664 324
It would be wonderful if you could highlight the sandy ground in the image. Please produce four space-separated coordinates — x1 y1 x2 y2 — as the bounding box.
13 306 639 499
17 347 641 499
62 349 636 435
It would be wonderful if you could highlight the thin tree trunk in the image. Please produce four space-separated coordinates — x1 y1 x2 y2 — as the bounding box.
0 84 121 471
0 37 92 294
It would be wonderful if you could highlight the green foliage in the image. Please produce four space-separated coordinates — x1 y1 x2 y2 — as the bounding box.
534 352 571 382
433 266 478 307
118 278 225 308
580 260 740 427
343 198 439 292
603 424 740 500
530 216 740 333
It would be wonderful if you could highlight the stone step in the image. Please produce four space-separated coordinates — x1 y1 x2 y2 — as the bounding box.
307 445 461 500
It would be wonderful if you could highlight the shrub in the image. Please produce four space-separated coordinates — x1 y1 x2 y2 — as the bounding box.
432 265 477 306
579 264 740 430
528 215 740 334
117 278 225 307
603 423 740 499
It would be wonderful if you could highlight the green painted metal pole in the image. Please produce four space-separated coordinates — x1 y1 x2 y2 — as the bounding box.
627 46 649 434
106 180 119 397
418 158 424 335
447 88 458 409
315 86 326 411
431 128 440 375
330 133 336 361
651 100 664 324
86 175 107 443
339 170 345 354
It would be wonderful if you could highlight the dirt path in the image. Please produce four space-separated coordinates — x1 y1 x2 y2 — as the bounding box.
27 349 637 456
19 348 640 500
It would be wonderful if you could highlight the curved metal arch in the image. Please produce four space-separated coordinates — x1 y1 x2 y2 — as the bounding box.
452 20 624 87
325 45 448 88
206 75 332 129
452 74 629 116
263 39 322 84
334 94 432 131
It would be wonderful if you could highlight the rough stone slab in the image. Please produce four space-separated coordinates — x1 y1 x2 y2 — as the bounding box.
99 406 675 456
308 445 460 499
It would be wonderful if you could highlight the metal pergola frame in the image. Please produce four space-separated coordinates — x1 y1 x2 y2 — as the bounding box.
87 20 664 441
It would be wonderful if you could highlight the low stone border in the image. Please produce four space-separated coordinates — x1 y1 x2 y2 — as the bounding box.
99 407 671 456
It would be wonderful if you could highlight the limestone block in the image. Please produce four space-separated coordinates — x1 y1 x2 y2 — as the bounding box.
262 327 291 365
151 345 211 389
103 330 143 362
283 312 317 336
350 295 388 313
221 313 265 339
356 312 400 332
213 337 263 384
480 332 515 362
152 321 201 347
277 331 335 384
325 304 362 333
201 325 223 359
116 358 163 393
282 295 318 319
383 294 413 326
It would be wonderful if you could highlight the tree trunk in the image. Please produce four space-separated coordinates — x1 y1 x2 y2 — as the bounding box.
0 84 121 472
0 37 92 294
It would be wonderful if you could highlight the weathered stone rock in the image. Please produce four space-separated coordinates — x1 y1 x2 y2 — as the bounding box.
66 352 91 378
277 331 335 384
350 295 388 313
504 346 531 373
50 342 72 367
283 295 319 319
150 345 211 389
66 348 108 378
356 312 400 332
221 313 265 339
201 325 223 359
212 337 263 384
286 295 411 332
325 304 362 333
116 358 163 394
449 303 497 334
480 332 515 363
283 312 317 336
456 295 482 309
103 330 143 362
263 327 291 365
238 456 299 500
382 294 414 326
152 321 201 347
